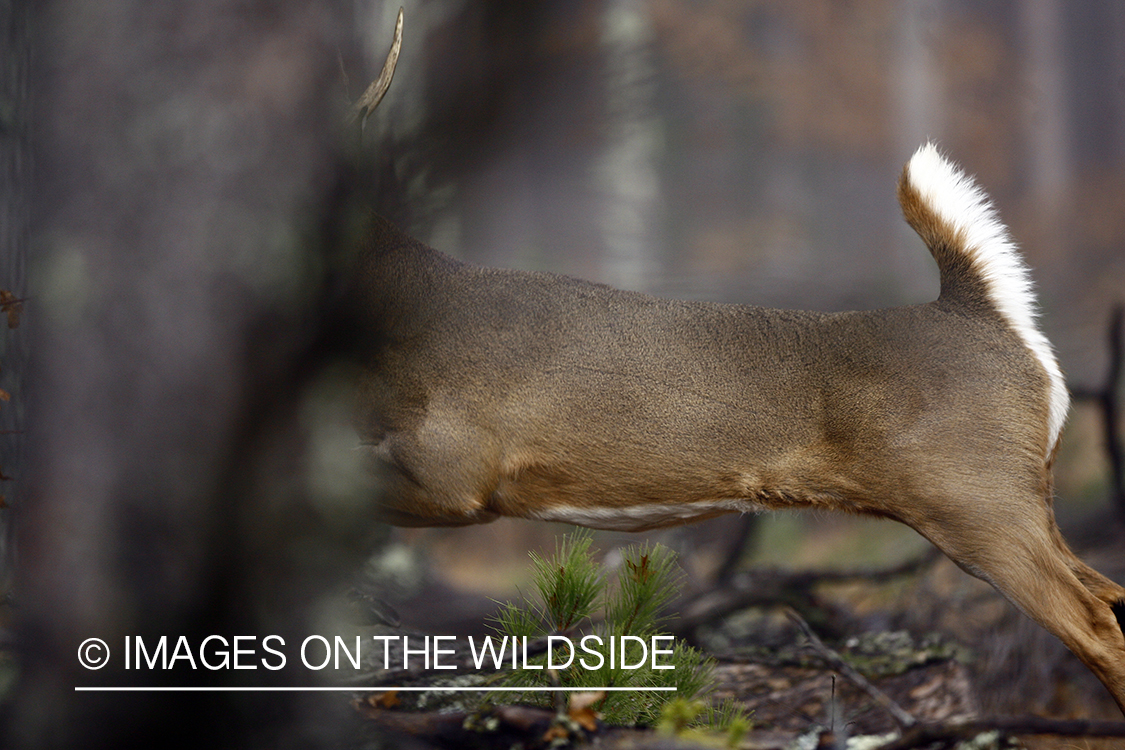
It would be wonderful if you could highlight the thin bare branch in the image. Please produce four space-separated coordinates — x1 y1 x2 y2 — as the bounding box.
1071 304 1125 517
784 608 918 731
352 7 403 132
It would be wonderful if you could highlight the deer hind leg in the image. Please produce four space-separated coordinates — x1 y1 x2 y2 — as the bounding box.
912 488 1125 715
1043 511 1125 613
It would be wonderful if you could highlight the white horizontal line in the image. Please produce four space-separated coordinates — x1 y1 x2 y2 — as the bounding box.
75 686 677 692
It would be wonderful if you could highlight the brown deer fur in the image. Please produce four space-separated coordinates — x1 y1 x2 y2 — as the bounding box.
348 144 1125 713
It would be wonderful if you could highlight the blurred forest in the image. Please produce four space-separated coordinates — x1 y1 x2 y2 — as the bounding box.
353 0 1125 741
364 0 1125 633
361 0 1125 508
4 0 1125 748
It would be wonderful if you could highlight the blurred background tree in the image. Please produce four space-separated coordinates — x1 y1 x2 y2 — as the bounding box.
5 0 1125 746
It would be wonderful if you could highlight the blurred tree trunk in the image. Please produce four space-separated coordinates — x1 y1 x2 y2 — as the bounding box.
0 0 30 592
1020 0 1070 239
10 2 393 748
598 0 660 291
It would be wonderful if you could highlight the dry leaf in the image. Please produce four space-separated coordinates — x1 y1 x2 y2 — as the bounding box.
366 690 400 709
541 724 569 743
568 690 604 711
0 389 10 402
568 690 604 732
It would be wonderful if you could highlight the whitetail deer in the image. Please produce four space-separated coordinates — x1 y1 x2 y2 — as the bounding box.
349 13 1125 714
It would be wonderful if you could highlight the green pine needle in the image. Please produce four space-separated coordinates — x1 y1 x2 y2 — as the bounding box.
487 530 744 730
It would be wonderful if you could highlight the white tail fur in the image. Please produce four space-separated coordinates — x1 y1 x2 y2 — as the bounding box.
904 143 1069 456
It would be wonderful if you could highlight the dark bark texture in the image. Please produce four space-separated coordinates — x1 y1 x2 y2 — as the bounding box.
12 2 391 748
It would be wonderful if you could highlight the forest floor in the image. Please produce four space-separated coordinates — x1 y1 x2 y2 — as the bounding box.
335 506 1125 750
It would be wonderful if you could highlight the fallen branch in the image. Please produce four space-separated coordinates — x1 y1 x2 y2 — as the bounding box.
353 703 560 748
354 696 603 749
675 548 941 639
875 715 1125 750
341 634 552 687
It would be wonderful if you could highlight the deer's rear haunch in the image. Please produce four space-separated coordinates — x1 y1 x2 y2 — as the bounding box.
349 145 1125 713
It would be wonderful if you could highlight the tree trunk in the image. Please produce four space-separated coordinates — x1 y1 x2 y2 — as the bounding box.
11 2 390 747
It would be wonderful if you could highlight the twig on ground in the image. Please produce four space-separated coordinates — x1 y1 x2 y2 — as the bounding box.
875 715 1125 750
783 608 917 731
